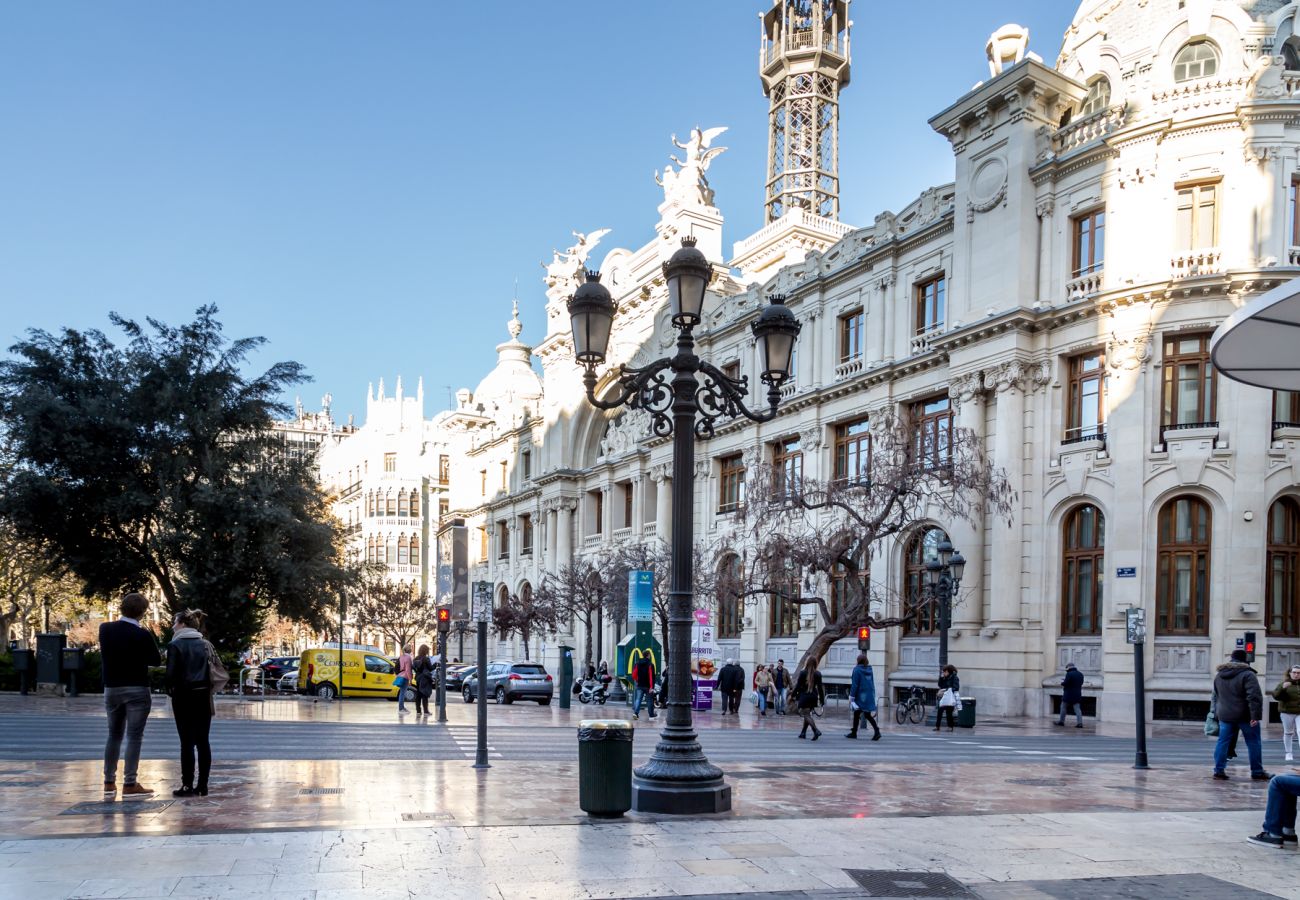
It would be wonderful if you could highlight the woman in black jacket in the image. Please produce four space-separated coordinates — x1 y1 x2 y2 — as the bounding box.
794 656 825 740
166 609 216 797
935 664 960 732
413 645 435 716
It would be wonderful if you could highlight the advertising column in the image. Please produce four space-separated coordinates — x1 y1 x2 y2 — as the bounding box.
691 608 717 710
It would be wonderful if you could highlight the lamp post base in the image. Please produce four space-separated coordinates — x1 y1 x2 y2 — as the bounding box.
632 774 732 814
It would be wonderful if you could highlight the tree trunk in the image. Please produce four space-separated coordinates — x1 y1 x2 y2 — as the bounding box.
795 623 849 679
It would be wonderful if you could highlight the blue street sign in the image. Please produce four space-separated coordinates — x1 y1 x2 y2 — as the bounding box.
1116 567 1136 578
629 569 654 623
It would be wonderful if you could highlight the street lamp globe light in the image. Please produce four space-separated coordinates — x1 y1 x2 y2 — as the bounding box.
568 271 616 366
949 550 966 583
925 557 943 587
751 294 802 386
936 537 954 568
662 236 712 327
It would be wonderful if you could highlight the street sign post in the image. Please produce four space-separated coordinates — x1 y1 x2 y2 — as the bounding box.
471 580 491 769
1126 607 1149 770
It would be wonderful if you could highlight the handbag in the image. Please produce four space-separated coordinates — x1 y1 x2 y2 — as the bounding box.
1204 712 1220 736
207 645 230 695
394 675 409 688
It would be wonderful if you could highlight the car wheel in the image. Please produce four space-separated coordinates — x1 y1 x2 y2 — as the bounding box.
538 698 551 706
463 687 474 703
315 683 337 700
495 686 508 704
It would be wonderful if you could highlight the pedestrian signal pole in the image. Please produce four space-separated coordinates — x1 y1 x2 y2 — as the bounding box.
472 582 491 770
436 607 450 723
1126 607 1149 770
856 626 871 652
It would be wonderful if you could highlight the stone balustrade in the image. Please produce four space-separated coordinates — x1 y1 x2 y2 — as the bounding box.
1170 248 1221 278
1052 105 1127 156
1065 269 1103 301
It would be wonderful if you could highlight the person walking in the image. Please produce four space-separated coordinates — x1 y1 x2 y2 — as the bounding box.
1248 773 1300 848
754 665 773 717
717 659 742 716
631 655 656 720
794 656 825 740
773 659 789 715
412 645 435 717
1056 662 1085 728
99 592 161 798
1212 649 1270 781
395 646 413 714
845 653 881 740
1273 666 1300 762
166 609 221 798
935 665 960 732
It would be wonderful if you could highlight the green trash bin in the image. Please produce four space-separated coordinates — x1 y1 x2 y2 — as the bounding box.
578 719 634 817
957 697 976 728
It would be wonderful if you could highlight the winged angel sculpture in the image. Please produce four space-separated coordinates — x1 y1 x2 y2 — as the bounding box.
655 126 727 208
542 228 612 304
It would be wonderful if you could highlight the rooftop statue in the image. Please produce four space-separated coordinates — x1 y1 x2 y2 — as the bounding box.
542 228 612 304
655 126 727 208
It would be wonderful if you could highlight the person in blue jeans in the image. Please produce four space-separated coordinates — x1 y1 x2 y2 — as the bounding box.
1249 773 1300 848
772 660 789 715
1212 649 1270 781
631 656 656 720
98 592 162 798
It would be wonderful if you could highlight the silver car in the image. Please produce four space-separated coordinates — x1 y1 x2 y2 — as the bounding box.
462 660 553 705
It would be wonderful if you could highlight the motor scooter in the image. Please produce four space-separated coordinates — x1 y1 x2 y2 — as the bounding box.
577 675 610 705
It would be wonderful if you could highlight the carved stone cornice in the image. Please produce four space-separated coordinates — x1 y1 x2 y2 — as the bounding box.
949 370 985 408
799 426 825 452
988 359 1031 394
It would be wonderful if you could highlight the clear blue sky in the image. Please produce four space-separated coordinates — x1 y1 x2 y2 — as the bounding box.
0 2 1075 424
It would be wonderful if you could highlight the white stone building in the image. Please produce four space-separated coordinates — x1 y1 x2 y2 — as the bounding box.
393 0 1300 722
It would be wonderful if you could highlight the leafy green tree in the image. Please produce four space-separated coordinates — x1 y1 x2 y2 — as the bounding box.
0 306 347 653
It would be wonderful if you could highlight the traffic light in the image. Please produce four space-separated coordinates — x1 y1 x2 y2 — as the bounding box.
437 607 451 633
856 625 871 651
1244 630 1257 663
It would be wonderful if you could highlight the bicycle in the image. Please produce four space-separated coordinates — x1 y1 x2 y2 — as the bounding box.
895 684 927 725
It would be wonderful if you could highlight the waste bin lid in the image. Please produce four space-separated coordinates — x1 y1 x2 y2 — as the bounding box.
579 719 632 730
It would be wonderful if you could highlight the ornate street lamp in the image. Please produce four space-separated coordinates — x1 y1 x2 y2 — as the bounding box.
568 236 800 814
924 543 965 668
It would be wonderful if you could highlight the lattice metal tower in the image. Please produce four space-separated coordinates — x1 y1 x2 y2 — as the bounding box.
759 0 851 223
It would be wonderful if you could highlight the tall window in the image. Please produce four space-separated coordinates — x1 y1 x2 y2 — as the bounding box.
1161 333 1216 432
385 536 396 565
479 527 489 562
367 492 375 517
1071 209 1105 277
773 436 803 497
903 527 947 635
839 308 864 362
480 470 487 497
386 492 396 516
911 396 953 470
409 535 420 567
621 482 633 528
916 275 946 334
722 360 741 382
719 453 745 513
500 461 508 490
717 555 743 639
1173 40 1218 82
1156 496 1211 635
366 536 375 563
1290 179 1300 247
438 455 450 484
397 535 409 566
409 491 419 518
1175 181 1218 251
1079 76 1111 117
1066 350 1107 441
767 559 800 639
1275 391 1300 428
520 514 533 554
522 449 532 480
1061 504 1104 635
438 498 449 521
497 521 509 560
384 452 396 473
1269 499 1300 637
592 490 604 534
397 490 408 517
833 417 871 484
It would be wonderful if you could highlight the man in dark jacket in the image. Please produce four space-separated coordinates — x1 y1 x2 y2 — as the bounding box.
98 592 161 797
1213 649 1270 780
1056 663 1085 728
631 656 656 720
717 659 744 715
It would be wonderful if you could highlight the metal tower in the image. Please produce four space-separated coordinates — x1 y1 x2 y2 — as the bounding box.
759 0 851 223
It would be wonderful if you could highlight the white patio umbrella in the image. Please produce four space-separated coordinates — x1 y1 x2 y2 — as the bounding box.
1211 276 1300 390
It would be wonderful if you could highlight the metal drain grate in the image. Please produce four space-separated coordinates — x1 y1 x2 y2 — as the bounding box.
845 869 974 898
60 800 172 816
299 787 344 796
401 812 455 822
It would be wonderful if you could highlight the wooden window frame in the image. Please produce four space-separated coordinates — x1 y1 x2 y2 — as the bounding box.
722 360 741 382
903 527 947 636
1275 390 1300 429
522 449 532 480
717 555 743 639
838 308 864 363
1173 40 1219 83
1268 498 1300 637
833 417 871 484
1155 496 1211 635
409 535 419 567
719 453 745 514
915 274 946 335
621 481 633 528
910 395 953 471
1071 209 1105 278
497 521 509 560
772 436 804 497
1161 333 1217 436
438 454 450 485
1061 504 1105 636
520 514 534 555
1290 178 1300 248
1174 180 1219 252
1065 350 1107 442
767 562 800 639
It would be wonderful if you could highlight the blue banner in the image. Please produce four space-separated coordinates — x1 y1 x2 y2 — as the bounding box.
628 569 654 623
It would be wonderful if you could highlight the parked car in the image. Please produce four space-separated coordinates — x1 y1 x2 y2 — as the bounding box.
261 656 299 681
298 647 406 700
276 669 299 693
462 661 553 705
444 664 475 693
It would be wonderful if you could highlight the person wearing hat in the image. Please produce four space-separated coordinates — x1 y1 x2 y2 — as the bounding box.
1212 648 1270 781
1055 662 1085 728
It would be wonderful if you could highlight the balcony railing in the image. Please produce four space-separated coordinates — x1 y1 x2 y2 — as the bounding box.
1051 104 1127 157
612 526 632 542
1171 248 1221 278
911 324 944 356
835 356 864 380
337 481 361 500
582 533 603 549
1066 269 1103 301
1160 420 1219 449
1062 426 1106 447
763 30 846 65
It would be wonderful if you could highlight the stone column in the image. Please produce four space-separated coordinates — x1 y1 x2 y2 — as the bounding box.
989 361 1029 627
950 370 985 632
876 273 896 363
654 466 671 544
601 484 613 542
557 502 573 568
631 475 645 538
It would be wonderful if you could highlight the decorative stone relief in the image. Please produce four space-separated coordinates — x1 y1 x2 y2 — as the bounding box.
598 408 651 459
1268 641 1300 678
542 229 611 306
989 360 1030 394
968 155 1009 216
1106 329 1153 371
1154 642 1211 674
799 427 825 453
1035 196 1056 218
950 371 985 412
649 463 671 483
1056 641 1102 674
655 126 728 209
899 638 939 670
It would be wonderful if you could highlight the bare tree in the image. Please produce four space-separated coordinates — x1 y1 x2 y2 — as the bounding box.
604 539 723 666
492 586 560 660
535 561 610 670
722 412 1014 677
347 565 437 654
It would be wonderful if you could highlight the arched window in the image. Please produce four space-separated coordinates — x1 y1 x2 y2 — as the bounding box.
1156 496 1211 634
903 526 947 635
386 492 396 516
1173 41 1218 82
397 535 409 566
397 490 408 518
409 491 419 518
767 557 801 639
1061 504 1105 635
1079 76 1111 117
1268 498 1300 636
409 535 420 567
717 555 743 639
1284 38 1300 72
385 535 397 565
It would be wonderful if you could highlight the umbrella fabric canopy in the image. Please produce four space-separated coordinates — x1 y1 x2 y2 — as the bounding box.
1211 276 1300 391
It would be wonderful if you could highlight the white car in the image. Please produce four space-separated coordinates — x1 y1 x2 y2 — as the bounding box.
277 670 299 693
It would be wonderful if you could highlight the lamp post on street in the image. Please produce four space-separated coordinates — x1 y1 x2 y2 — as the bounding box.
568 236 801 814
923 539 966 668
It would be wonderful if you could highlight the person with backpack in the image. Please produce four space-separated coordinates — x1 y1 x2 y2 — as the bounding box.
412 645 435 717
166 609 224 798
631 655 656 720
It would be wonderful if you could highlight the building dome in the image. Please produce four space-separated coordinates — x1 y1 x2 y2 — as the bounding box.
472 301 543 416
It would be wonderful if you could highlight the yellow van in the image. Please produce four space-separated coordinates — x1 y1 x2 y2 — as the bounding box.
299 645 402 700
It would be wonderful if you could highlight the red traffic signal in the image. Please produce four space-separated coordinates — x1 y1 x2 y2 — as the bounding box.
1244 630 1257 663
437 607 451 633
856 625 871 651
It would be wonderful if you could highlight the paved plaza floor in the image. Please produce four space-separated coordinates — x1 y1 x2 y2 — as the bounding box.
0 694 1295 898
